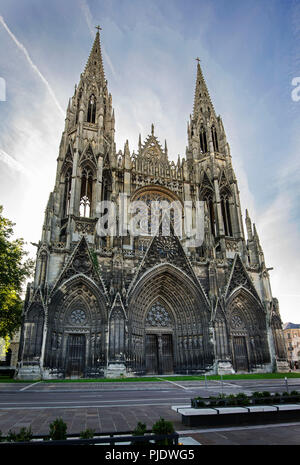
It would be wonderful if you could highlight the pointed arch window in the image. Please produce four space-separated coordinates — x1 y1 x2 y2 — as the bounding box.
75 89 82 124
63 168 72 216
87 94 96 123
109 307 125 361
203 191 216 236
221 193 233 237
80 168 93 217
199 126 207 154
211 125 219 152
23 307 44 361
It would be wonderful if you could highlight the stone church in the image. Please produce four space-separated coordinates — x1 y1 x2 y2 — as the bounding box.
16 30 288 379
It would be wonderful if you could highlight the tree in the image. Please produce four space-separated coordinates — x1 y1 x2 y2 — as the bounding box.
0 206 34 342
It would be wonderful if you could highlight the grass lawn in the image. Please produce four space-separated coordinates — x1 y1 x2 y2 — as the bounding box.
1 372 300 383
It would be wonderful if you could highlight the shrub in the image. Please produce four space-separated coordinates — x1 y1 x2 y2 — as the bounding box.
235 393 250 406
49 418 67 441
131 422 149 445
261 391 272 404
152 418 175 446
191 397 206 408
271 393 281 403
79 428 95 439
252 392 264 405
216 395 227 407
6 427 33 442
133 422 147 436
226 394 238 406
208 396 218 406
290 391 300 396
289 391 300 403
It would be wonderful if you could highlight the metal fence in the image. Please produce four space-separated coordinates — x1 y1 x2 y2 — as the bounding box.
0 431 179 446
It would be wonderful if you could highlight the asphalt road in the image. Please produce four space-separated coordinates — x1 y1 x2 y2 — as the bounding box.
0 378 299 410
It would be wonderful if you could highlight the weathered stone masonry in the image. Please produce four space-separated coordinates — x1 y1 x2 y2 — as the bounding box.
16 31 288 379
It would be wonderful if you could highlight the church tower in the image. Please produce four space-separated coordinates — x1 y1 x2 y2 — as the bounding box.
16 31 288 379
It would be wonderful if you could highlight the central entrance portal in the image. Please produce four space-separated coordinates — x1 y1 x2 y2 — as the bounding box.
145 333 174 374
66 334 86 378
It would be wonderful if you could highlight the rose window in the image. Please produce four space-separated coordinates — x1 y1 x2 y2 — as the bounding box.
70 309 87 325
146 303 171 327
231 315 244 329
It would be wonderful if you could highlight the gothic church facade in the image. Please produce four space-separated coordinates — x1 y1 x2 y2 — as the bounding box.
16 31 288 379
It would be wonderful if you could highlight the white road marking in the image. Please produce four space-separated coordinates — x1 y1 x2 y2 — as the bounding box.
0 396 192 406
156 378 192 390
19 382 41 392
210 380 243 388
0 401 181 410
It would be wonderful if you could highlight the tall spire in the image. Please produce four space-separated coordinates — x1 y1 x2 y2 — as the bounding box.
193 58 215 119
83 27 106 85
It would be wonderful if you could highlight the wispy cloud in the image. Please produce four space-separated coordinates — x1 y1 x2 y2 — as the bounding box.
0 148 30 176
0 15 64 117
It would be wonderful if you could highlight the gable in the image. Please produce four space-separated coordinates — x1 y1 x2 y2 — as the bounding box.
50 237 108 298
224 254 260 301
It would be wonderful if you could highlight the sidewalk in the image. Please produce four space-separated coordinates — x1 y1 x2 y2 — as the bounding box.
0 402 300 444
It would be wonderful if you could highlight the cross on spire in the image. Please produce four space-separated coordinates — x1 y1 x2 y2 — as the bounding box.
195 57 201 64
95 25 102 32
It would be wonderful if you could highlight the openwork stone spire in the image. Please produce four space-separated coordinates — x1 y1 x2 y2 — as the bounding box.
83 27 106 85
193 59 216 119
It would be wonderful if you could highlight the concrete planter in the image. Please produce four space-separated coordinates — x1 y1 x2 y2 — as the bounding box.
172 404 300 427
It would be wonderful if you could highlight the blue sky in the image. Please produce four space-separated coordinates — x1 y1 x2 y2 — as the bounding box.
0 0 299 323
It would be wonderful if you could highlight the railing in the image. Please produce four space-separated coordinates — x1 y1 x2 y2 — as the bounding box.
0 431 179 446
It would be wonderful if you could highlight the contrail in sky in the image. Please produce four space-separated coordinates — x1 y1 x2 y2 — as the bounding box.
0 148 30 176
0 15 64 117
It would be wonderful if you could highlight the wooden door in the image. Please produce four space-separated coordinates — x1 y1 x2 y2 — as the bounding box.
160 334 174 374
145 334 174 374
233 336 249 372
145 334 158 374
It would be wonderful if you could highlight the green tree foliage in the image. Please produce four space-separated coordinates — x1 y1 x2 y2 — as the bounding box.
0 206 34 340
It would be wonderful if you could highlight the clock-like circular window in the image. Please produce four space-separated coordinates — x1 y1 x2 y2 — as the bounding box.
70 309 87 325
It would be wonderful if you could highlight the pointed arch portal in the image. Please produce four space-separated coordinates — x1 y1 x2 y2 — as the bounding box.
226 288 270 372
127 264 212 374
45 276 107 378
